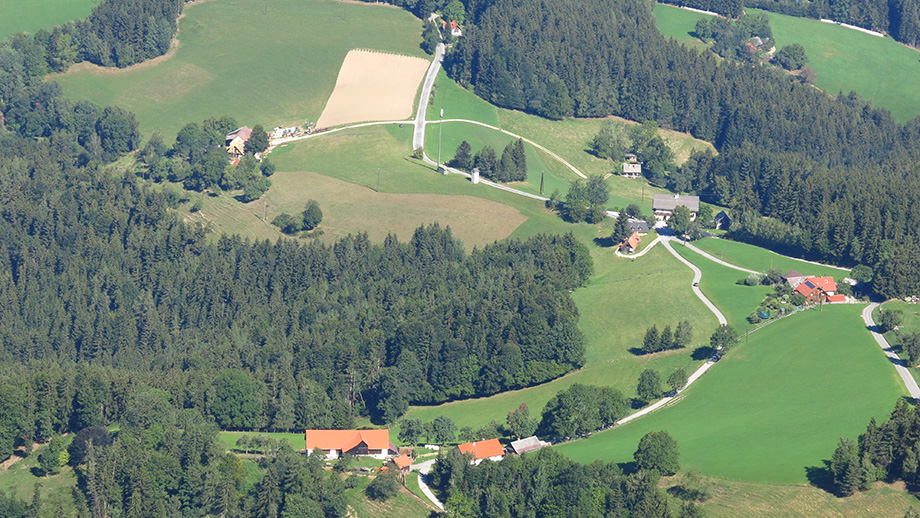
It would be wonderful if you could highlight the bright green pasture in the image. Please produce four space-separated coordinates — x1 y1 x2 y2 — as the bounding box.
556 304 906 484
653 2 716 52
756 8 920 122
0 0 97 40
692 238 849 278
653 2 920 121
401 244 719 431
219 431 306 452
53 0 427 137
672 242 772 329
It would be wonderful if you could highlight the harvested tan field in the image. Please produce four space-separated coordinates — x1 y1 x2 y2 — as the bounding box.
316 49 429 128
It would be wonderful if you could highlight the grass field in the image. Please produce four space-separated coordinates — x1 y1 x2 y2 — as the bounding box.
669 474 920 517
0 438 76 509
1 0 97 40
345 475 436 518
426 68 715 213
652 3 920 121
53 0 427 137
671 242 772 329
556 304 906 484
691 238 849 278
401 244 719 431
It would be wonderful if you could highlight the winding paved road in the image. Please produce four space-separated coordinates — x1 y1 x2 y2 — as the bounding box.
862 303 920 400
661 237 728 326
412 43 444 152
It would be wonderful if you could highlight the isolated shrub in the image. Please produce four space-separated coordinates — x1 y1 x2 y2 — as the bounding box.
366 471 401 501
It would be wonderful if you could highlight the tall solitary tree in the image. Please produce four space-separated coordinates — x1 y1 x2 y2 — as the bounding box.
636 369 662 404
451 140 472 170
634 430 680 475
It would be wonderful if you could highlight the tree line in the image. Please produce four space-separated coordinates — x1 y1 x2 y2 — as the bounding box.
429 441 701 518
450 138 528 182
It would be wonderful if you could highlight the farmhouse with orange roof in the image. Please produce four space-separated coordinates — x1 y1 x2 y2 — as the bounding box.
305 429 398 460
457 438 505 464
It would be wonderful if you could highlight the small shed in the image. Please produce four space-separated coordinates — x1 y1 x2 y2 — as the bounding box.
510 436 550 455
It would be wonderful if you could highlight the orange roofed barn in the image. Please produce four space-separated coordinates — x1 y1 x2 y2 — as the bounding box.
305 429 397 460
457 438 505 464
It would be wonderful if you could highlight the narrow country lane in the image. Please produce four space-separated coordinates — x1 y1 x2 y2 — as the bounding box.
660 237 728 326
862 303 920 400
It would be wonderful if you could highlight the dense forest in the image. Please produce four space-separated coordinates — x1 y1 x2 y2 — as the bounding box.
668 0 920 48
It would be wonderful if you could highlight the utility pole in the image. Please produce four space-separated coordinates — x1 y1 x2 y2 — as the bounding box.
540 172 544 196
438 108 444 174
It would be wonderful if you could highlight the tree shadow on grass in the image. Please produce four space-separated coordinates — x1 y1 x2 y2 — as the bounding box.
617 460 638 475
594 236 616 248
628 347 648 356
804 461 836 494
691 346 715 361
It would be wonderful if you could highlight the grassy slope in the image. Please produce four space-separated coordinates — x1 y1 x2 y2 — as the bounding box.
556 304 906 484
876 301 920 386
691 238 849 278
753 8 920 123
653 3 920 122
0 438 76 511
427 68 715 212
671 242 772 329
345 476 436 518
671 475 920 517
402 244 719 431
0 0 97 39
53 0 427 137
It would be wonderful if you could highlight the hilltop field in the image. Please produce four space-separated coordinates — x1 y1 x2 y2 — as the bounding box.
653 3 920 122
0 0 97 40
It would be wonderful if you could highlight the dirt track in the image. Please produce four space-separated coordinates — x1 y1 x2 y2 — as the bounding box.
316 50 429 128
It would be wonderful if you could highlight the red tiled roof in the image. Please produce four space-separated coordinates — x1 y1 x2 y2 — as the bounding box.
810 276 837 292
305 429 390 451
392 454 412 469
827 294 847 303
622 232 640 250
226 126 252 142
796 280 818 297
458 438 504 460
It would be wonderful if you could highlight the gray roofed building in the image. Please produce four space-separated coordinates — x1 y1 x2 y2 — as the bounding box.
652 194 700 221
510 436 550 455
628 220 650 234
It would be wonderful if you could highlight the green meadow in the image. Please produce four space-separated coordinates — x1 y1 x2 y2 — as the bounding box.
556 304 905 484
691 238 850 278
652 3 920 121
0 436 76 509
671 242 772 329
1 0 98 40
53 0 427 137
427 68 715 212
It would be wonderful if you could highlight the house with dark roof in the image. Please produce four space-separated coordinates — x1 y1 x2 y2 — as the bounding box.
652 194 699 221
305 429 397 460
457 438 505 464
627 220 650 234
714 211 732 230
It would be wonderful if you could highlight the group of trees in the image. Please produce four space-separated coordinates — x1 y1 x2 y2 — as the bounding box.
397 415 460 445
589 120 676 183
450 138 527 182
552 174 611 223
694 12 774 62
429 439 699 518
272 200 323 235
641 321 694 355
4 0 181 76
149 118 274 200
636 368 688 404
826 400 920 498
538 384 629 439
